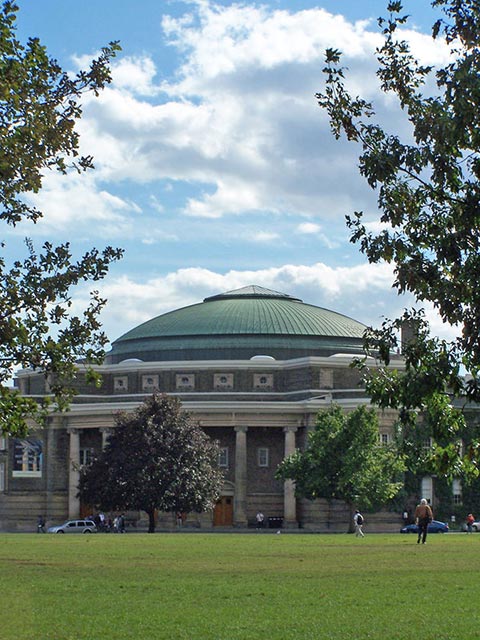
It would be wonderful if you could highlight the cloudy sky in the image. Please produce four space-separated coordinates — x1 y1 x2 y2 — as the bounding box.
9 0 454 345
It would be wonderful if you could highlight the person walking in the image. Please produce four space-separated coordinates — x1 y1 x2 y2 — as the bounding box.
466 513 475 534
354 510 365 537
255 511 265 530
37 515 45 533
414 498 433 544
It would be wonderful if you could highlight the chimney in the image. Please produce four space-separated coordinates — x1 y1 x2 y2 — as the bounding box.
400 319 419 354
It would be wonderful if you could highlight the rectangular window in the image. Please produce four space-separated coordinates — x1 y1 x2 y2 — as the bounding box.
423 437 433 450
380 433 389 445
0 436 6 450
218 447 229 468
421 476 433 504
12 438 42 478
452 478 462 505
257 447 269 467
0 462 5 492
79 448 94 466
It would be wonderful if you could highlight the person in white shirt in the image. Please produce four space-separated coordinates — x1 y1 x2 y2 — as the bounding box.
354 510 365 537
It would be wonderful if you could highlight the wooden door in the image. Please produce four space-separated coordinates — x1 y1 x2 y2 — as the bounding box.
213 496 233 526
80 502 94 518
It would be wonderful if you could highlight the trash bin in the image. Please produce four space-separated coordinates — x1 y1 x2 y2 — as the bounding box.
268 517 283 529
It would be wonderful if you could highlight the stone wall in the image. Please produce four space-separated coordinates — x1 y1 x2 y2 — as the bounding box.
16 360 369 399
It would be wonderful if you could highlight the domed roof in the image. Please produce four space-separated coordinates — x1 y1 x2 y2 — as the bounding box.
106 285 366 363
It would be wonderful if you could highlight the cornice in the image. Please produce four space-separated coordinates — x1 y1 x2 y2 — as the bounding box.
15 354 405 378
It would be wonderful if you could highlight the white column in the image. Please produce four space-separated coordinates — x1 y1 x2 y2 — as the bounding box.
283 426 298 528
67 428 80 519
234 426 248 526
100 427 112 449
45 417 62 524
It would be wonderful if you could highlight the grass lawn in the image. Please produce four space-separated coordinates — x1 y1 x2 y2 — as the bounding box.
0 532 479 639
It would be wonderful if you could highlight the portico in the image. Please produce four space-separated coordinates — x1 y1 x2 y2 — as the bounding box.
64 409 303 529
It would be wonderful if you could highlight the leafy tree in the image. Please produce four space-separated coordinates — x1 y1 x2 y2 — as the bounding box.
316 0 480 477
0 1 123 436
276 405 405 528
79 394 223 533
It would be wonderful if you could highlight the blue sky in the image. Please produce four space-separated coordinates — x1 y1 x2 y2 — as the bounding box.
9 1 454 345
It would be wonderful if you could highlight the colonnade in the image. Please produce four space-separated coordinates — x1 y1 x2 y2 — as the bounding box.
67 424 299 525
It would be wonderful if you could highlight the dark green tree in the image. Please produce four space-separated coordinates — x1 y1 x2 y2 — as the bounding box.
79 394 223 533
316 1 480 477
0 2 123 436
276 405 405 528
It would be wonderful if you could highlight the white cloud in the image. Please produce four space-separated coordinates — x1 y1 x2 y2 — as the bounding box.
111 56 158 95
40 0 452 242
297 222 322 235
161 5 380 85
72 52 159 96
66 1 452 231
141 230 179 244
422 303 459 344
295 222 340 249
250 231 280 243
184 178 264 218
148 195 165 214
23 172 138 238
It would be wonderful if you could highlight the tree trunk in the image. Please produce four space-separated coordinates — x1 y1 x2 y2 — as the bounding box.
146 508 156 533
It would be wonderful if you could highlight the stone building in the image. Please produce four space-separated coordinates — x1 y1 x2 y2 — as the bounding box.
0 285 401 532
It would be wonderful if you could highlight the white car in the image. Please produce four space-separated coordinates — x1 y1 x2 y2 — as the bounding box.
472 520 480 532
47 519 97 534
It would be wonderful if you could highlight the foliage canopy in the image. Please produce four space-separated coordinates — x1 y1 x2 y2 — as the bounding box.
79 394 223 532
276 405 405 514
316 0 480 477
0 1 123 436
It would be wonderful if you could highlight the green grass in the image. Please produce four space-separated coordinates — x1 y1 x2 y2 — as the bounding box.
0 532 479 639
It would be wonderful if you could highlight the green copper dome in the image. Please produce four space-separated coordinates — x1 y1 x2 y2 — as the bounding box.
106 285 366 363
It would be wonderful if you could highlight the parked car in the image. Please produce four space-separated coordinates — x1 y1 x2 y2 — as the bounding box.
47 519 97 534
472 520 480 532
400 520 449 534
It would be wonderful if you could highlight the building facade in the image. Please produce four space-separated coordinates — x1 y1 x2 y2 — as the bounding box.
1 285 403 532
